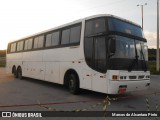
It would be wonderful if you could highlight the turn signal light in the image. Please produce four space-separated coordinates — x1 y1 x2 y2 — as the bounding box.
112 75 118 80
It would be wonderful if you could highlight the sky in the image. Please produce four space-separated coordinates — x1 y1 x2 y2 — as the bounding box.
0 0 158 50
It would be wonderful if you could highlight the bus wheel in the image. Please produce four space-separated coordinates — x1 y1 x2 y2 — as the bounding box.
68 74 79 94
17 67 22 80
13 67 17 78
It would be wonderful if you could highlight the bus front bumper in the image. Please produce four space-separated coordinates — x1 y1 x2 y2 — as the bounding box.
108 79 150 94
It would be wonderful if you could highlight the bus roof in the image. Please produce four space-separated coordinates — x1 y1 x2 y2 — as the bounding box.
85 14 141 27
9 14 141 43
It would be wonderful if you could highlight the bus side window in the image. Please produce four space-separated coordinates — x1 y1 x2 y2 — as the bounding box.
85 20 93 37
17 41 24 52
52 31 59 46
17 42 20 51
34 37 39 49
46 33 52 47
7 43 11 53
10 44 13 52
46 31 59 47
19 41 24 51
28 38 33 50
38 35 44 48
11 43 17 53
70 25 81 43
61 29 70 45
85 18 105 37
24 40 28 50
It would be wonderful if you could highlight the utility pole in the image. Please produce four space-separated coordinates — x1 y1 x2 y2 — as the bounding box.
157 0 159 72
137 3 147 30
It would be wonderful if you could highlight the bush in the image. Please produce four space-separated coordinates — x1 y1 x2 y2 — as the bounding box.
148 62 160 75
0 61 6 67
0 56 6 67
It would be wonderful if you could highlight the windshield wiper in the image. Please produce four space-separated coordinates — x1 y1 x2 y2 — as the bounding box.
128 55 138 72
128 40 138 72
140 44 147 72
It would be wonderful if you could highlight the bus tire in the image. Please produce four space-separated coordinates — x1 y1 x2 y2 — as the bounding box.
17 67 22 80
68 74 79 94
13 66 17 78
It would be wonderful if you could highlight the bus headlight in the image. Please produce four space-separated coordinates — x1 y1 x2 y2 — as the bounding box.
146 75 150 79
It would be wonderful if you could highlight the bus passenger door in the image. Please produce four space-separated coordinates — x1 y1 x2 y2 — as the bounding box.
91 37 108 93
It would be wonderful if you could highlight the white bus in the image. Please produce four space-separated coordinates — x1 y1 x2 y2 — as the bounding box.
7 14 150 94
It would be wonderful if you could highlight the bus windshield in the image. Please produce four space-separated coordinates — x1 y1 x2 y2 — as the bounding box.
110 36 148 60
108 18 144 38
108 35 148 71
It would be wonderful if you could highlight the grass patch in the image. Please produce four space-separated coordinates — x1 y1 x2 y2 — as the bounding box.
148 61 160 75
0 61 6 67
0 57 6 67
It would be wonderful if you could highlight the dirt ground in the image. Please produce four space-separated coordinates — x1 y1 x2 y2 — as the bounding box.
0 67 13 82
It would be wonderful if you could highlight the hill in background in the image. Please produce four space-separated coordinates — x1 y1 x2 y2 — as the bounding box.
0 50 6 57
0 50 6 67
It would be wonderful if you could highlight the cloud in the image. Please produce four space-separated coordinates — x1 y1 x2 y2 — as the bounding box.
144 31 157 49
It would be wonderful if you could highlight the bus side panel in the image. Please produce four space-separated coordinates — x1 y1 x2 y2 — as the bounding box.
35 51 44 80
6 54 12 73
23 50 44 80
43 49 60 84
22 52 30 77
45 62 60 83
7 53 23 73
80 62 108 93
